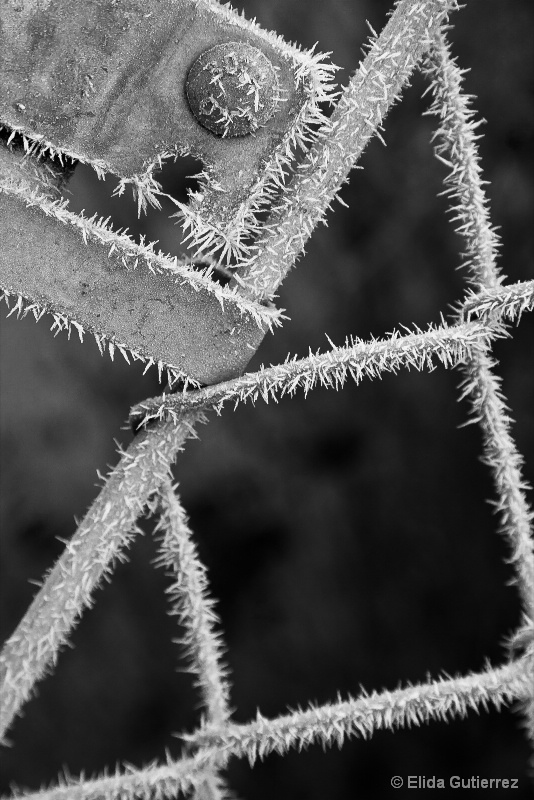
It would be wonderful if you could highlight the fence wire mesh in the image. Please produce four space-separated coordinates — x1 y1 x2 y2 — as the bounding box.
0 1 533 798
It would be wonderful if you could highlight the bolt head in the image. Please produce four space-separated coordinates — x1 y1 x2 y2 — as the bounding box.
186 42 279 138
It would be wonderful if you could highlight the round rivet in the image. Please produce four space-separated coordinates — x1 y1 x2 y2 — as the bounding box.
185 42 279 138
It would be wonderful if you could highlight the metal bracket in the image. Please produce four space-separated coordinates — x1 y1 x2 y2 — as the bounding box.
0 0 319 252
0 0 332 384
0 141 268 385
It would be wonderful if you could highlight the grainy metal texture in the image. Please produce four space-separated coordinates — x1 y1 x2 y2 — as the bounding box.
0 145 265 385
0 0 305 209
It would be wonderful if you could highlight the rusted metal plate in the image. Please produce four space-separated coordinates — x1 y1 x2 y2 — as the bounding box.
0 0 306 226
0 144 265 385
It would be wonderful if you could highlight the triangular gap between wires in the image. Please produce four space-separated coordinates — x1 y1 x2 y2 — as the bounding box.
61 154 224 274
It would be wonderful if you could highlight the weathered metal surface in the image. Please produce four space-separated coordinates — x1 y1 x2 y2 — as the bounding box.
0 0 300 384
0 0 305 211
0 144 265 385
185 42 280 138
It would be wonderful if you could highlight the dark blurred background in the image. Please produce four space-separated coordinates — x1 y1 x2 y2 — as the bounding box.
1 0 533 797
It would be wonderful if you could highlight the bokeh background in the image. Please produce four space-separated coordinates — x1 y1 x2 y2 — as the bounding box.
1 0 533 797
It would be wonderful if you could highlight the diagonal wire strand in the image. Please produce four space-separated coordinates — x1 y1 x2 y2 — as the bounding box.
0 414 204 744
155 479 231 724
155 479 233 799
130 318 500 425
233 0 460 300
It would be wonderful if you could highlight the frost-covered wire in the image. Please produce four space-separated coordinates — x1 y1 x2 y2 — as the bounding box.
187 655 533 763
460 280 534 324
234 0 460 300
422 29 502 289
0 415 204 744
458 354 534 621
130 319 499 426
155 481 233 800
155 480 231 727
5 655 531 800
424 27 534 747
